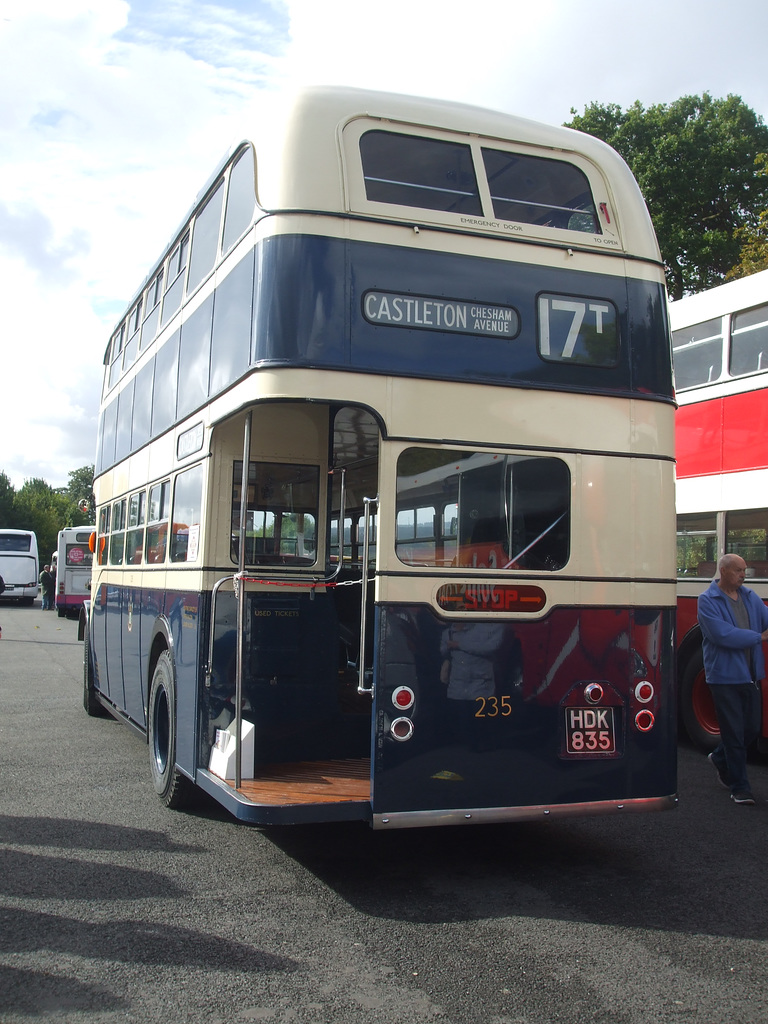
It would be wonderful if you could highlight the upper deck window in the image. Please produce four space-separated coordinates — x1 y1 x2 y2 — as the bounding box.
360 131 482 216
223 147 256 254
672 318 723 390
141 269 164 350
482 148 599 233
731 303 768 377
356 127 603 238
187 181 224 295
161 232 190 328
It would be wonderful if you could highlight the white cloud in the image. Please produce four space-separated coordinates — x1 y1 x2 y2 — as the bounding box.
2 0 768 490
278 0 768 126
0 0 285 489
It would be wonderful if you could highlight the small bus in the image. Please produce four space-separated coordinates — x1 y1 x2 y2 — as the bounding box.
0 529 39 603
55 527 95 618
672 268 768 749
82 87 677 828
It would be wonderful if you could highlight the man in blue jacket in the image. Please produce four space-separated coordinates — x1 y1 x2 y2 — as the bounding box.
698 553 768 805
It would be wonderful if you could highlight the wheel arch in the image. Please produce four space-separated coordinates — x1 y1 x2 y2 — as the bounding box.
677 621 703 683
146 615 176 738
677 622 720 751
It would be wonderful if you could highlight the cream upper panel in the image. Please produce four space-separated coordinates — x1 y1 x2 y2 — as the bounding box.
251 86 661 263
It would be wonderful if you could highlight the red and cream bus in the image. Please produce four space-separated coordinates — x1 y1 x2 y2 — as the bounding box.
672 267 768 749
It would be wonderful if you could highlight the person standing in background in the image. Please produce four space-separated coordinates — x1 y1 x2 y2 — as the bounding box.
698 553 768 805
38 565 54 611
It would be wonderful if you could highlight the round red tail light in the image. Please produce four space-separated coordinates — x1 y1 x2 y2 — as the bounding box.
635 709 655 732
635 681 654 703
392 686 415 710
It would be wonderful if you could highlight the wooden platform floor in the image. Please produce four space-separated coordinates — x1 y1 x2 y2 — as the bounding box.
226 758 371 806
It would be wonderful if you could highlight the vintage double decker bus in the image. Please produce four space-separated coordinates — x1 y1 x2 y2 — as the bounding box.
82 87 677 827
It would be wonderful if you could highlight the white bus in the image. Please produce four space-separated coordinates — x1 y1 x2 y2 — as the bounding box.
672 267 768 749
0 529 39 603
83 87 677 828
55 527 95 619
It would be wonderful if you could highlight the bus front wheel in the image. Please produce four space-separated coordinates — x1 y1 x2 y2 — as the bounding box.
680 646 721 752
148 650 194 809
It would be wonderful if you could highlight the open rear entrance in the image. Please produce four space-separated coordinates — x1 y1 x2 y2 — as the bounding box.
201 402 381 820
225 758 370 804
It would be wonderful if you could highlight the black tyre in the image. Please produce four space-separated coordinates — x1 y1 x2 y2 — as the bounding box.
147 650 195 809
83 630 108 717
679 645 720 752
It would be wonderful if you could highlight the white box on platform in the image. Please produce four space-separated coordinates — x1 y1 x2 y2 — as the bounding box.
209 719 255 780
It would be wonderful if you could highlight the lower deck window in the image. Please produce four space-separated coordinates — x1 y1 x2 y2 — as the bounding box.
676 512 717 577
726 508 768 578
396 448 570 571
231 461 319 566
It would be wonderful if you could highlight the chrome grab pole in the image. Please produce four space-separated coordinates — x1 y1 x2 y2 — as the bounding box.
357 494 378 695
235 412 252 789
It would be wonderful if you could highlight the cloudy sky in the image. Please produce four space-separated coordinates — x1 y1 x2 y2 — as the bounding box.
3 0 768 490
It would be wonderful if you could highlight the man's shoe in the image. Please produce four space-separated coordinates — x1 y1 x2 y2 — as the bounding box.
708 751 731 790
731 791 756 805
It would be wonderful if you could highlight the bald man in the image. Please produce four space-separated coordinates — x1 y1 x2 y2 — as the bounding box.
697 554 768 805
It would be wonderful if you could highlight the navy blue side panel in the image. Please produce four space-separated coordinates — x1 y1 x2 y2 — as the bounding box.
251 235 673 400
104 583 126 709
139 586 163 703
91 583 203 760
372 605 676 814
122 586 145 727
165 591 203 779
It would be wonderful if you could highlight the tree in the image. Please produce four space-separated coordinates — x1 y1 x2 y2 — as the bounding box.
13 478 78 567
0 465 95 565
727 154 768 281
566 94 768 299
0 472 15 528
61 465 96 525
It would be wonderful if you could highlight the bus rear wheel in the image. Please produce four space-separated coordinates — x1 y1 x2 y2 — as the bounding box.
680 646 721 752
148 650 194 809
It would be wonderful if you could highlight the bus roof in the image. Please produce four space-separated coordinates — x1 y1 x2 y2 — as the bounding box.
669 268 768 331
251 86 660 259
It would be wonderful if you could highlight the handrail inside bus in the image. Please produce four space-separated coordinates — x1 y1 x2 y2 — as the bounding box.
358 494 379 696
204 467 352 706
504 511 567 569
234 412 252 789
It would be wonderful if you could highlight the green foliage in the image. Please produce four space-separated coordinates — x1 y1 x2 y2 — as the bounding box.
0 465 95 564
727 154 768 281
0 473 14 527
566 94 768 299
13 479 73 565
61 465 96 525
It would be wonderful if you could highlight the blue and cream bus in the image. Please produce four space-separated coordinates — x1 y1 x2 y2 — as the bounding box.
83 87 677 828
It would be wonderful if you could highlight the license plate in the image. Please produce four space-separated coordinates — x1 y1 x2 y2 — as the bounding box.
565 706 615 754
